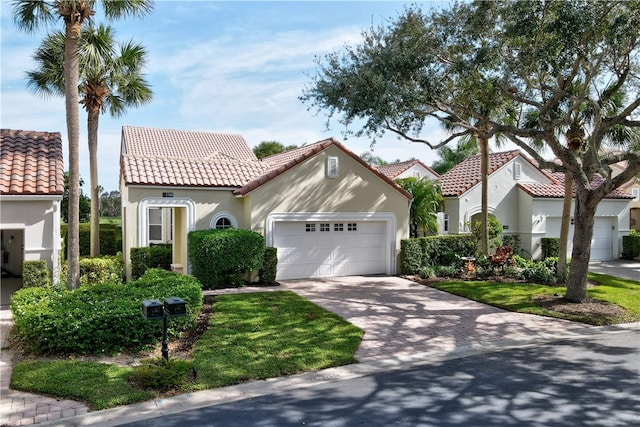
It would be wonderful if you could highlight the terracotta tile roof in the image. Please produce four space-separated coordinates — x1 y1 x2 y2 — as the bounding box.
121 126 268 187
440 150 521 196
1 129 64 195
122 126 257 161
375 159 440 180
518 171 635 199
121 127 412 199
235 138 413 200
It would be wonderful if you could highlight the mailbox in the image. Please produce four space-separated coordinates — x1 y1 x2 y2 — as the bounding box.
164 297 186 317
141 299 164 319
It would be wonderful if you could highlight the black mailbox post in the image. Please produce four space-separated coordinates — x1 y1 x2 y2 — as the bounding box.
141 296 187 361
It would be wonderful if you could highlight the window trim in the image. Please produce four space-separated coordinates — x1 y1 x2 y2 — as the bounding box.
327 156 339 178
210 211 238 229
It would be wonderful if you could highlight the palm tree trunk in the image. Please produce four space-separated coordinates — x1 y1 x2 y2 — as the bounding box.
557 171 573 279
65 20 82 289
479 137 489 256
88 107 100 257
565 187 597 302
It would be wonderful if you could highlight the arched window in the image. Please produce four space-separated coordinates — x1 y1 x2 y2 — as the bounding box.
210 212 238 229
215 217 233 229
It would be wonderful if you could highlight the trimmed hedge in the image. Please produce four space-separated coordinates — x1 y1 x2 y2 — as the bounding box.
61 223 122 257
22 260 50 288
10 269 202 355
78 254 124 286
541 237 560 260
130 245 172 280
622 234 640 260
400 235 476 274
259 247 278 284
189 229 265 289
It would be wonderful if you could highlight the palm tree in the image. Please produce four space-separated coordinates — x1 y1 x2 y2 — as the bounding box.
28 24 153 257
395 177 443 238
11 0 153 288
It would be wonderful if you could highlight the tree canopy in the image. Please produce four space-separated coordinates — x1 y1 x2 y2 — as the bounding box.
253 140 297 159
302 0 640 302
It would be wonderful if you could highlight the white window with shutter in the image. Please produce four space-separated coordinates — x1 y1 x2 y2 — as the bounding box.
327 156 339 178
513 162 522 180
633 187 639 202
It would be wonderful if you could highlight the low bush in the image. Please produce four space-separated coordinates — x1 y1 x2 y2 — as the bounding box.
188 229 265 289
130 245 172 280
22 260 50 288
130 358 194 392
541 237 560 259
622 234 640 260
78 254 124 286
10 269 202 355
400 235 476 274
259 247 278 284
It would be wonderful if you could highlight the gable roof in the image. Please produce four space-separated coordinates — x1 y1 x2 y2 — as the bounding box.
375 159 440 180
120 127 412 200
1 129 64 196
121 126 270 187
235 138 413 200
440 150 524 197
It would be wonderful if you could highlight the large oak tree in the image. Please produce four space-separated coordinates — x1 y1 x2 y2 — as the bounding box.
302 0 640 302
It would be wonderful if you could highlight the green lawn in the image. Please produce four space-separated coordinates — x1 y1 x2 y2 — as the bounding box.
425 273 640 325
10 291 362 409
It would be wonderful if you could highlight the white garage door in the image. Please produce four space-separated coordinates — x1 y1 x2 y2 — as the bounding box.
273 221 387 280
546 217 614 260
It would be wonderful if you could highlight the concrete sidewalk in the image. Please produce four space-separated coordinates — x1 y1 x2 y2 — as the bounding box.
1 273 639 426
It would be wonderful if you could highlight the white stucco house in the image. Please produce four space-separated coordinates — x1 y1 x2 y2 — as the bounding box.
0 129 64 292
375 159 440 181
119 126 412 281
437 150 633 260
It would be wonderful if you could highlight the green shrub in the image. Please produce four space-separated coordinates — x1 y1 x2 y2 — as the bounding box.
622 234 640 260
188 229 265 289
435 265 459 278
10 269 202 355
130 245 172 280
259 247 278 284
130 357 194 392
78 254 124 286
61 223 122 257
417 265 436 279
400 235 476 274
523 263 557 285
22 260 50 288
400 239 422 274
502 234 521 256
541 238 560 260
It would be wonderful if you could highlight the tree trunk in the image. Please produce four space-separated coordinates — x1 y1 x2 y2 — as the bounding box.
88 108 100 257
565 187 598 302
557 171 573 280
479 137 489 256
65 20 82 289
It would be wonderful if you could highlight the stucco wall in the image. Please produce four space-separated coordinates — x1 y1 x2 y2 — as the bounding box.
0 197 61 279
242 145 411 271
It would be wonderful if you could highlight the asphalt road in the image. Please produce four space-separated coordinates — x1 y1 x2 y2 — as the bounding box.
120 329 639 427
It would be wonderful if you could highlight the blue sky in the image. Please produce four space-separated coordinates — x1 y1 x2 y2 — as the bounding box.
1 1 451 192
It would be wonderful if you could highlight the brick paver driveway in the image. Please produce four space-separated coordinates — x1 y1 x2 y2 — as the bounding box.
280 276 580 362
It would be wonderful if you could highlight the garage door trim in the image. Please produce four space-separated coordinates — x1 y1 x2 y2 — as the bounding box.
265 212 398 276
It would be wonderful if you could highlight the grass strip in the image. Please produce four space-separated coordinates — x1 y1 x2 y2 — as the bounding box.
190 291 362 390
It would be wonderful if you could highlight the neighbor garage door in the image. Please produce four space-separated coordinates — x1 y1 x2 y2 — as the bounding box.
273 220 387 280
546 217 614 260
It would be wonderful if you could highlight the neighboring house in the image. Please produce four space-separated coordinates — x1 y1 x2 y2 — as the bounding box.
119 126 412 281
375 159 440 181
0 129 64 288
611 160 640 231
439 150 633 260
